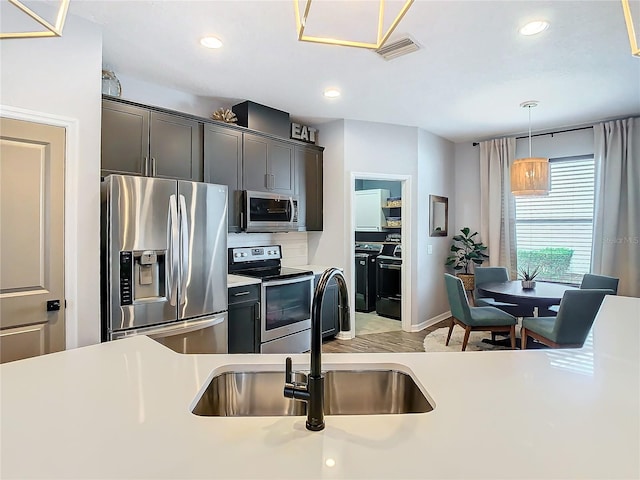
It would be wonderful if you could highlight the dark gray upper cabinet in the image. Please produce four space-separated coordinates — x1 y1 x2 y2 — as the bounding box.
150 112 202 181
243 133 294 195
101 100 149 176
101 99 203 181
295 146 323 231
204 123 243 232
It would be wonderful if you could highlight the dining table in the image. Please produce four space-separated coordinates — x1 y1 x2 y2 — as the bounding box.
477 280 579 316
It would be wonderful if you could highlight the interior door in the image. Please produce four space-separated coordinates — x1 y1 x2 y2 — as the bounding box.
0 117 65 363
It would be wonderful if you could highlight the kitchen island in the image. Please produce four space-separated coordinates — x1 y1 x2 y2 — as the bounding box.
1 296 638 479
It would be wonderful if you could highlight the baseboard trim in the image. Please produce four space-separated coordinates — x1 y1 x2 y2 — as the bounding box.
411 311 451 332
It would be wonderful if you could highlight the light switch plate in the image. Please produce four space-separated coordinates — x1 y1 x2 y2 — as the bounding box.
427 244 433 255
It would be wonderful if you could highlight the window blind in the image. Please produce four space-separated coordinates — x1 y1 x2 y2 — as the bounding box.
515 156 595 284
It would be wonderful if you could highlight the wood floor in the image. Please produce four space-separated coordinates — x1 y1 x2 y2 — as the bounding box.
322 315 451 353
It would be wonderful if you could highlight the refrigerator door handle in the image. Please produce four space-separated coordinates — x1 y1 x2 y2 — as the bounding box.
289 196 295 222
112 314 226 340
178 194 189 306
167 194 179 306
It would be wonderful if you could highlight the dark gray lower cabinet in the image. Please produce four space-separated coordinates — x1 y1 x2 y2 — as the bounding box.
314 274 339 339
228 284 261 353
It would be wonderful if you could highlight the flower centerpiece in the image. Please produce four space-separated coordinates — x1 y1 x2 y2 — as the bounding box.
445 227 489 290
519 266 540 289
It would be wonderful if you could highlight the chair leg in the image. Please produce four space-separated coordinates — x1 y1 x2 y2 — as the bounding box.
445 318 455 346
461 327 471 351
509 325 516 349
521 328 528 350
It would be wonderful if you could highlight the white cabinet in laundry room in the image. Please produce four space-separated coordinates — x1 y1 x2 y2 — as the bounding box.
355 189 390 232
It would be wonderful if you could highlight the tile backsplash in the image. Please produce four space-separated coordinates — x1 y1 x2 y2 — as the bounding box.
228 232 308 266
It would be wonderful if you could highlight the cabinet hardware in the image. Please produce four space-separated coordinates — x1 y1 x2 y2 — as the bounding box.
143 156 149 176
233 291 250 297
151 157 157 176
255 301 261 320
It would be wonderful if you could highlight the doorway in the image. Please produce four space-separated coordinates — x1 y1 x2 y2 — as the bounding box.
350 173 412 338
0 117 66 362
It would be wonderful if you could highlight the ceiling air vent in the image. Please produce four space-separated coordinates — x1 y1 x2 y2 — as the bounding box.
374 37 420 60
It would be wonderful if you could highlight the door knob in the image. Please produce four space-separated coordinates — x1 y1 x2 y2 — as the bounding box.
47 300 61 312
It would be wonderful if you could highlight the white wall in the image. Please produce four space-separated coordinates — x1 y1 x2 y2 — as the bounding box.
307 120 346 268
417 129 455 323
309 119 455 329
0 15 102 347
114 73 222 119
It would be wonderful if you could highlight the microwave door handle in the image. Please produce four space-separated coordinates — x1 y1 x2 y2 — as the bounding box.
167 195 179 306
179 194 189 306
289 196 295 221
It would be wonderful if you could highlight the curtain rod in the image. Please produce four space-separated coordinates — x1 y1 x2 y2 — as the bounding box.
472 125 593 146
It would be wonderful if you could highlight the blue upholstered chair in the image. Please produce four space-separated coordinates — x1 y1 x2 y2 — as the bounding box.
473 267 533 317
521 289 611 349
444 273 517 351
547 273 619 313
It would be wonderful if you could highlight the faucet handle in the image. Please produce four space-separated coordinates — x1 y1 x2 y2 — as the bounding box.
285 357 293 384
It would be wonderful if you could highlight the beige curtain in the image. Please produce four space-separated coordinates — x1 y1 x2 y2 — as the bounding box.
479 138 517 279
592 117 640 297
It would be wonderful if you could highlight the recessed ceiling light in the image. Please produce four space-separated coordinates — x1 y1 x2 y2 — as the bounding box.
200 36 223 49
519 20 549 36
323 88 341 98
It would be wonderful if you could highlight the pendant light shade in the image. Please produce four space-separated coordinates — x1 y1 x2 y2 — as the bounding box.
511 157 550 196
511 101 550 196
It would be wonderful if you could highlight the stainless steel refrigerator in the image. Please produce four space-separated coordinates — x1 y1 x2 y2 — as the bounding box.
101 175 228 353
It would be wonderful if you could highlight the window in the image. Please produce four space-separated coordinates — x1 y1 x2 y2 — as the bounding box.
515 156 595 284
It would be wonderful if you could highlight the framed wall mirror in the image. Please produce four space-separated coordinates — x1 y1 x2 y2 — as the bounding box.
429 195 448 237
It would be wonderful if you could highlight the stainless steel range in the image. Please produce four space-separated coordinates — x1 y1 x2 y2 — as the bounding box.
228 245 313 353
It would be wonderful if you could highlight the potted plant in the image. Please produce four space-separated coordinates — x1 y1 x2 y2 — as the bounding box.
445 227 489 290
519 266 540 289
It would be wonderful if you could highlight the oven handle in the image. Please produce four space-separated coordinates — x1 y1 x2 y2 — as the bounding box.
379 263 402 270
262 274 314 287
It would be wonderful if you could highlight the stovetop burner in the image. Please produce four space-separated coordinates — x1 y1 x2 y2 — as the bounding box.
228 245 313 281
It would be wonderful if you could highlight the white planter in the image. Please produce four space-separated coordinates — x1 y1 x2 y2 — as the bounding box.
521 280 536 289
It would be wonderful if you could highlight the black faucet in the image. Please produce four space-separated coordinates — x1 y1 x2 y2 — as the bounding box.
284 268 350 431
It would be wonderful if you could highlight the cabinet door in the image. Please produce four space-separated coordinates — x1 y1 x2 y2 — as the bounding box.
150 112 203 181
228 301 260 353
101 100 149 176
242 133 269 191
269 140 294 195
228 285 260 353
295 146 323 231
204 124 243 232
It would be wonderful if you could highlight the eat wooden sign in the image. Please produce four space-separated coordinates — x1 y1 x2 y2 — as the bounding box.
290 122 317 144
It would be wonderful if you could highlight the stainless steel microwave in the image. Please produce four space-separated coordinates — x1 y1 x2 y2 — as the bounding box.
243 190 299 232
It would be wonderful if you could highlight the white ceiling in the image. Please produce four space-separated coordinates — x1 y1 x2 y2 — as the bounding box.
67 0 640 143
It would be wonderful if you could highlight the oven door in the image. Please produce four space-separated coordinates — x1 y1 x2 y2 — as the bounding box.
244 190 298 232
261 275 313 342
110 312 228 354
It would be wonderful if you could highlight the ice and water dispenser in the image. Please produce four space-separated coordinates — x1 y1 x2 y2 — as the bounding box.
119 250 166 305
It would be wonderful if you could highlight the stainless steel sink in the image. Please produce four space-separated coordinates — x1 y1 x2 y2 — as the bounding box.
191 367 434 416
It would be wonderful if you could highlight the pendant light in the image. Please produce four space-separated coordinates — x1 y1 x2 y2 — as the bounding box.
511 101 550 196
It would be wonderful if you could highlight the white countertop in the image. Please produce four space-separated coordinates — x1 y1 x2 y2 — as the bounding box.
293 264 343 275
227 273 261 287
1 296 638 479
